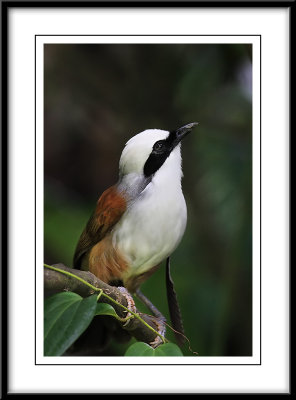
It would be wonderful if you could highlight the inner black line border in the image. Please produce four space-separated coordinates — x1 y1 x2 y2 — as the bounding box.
35 34 261 367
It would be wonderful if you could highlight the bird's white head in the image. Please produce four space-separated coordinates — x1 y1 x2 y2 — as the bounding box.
119 123 198 180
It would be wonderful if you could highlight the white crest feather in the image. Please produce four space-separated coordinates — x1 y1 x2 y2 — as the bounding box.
119 129 169 175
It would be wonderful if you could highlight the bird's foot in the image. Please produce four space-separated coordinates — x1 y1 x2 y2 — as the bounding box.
117 286 137 327
149 317 166 349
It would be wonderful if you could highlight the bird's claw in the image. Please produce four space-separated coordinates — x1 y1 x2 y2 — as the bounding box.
149 317 166 348
117 286 136 326
117 287 166 347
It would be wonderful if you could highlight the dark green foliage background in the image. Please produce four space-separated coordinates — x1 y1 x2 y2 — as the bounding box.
44 43 252 356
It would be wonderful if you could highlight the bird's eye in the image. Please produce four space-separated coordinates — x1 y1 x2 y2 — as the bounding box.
153 141 164 151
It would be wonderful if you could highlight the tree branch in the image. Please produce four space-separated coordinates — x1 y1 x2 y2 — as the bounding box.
44 263 165 346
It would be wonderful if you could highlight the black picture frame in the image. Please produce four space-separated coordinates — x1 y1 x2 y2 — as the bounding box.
1 0 293 396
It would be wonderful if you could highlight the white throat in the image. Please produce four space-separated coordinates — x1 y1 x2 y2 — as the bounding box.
113 145 187 280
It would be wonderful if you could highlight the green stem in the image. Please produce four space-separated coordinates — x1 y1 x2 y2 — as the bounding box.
97 290 103 302
44 263 167 344
115 314 134 323
44 264 98 292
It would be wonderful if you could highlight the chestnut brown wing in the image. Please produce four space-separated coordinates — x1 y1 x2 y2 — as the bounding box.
73 186 126 269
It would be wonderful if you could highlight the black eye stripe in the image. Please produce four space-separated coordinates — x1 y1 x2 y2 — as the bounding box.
143 132 178 177
143 125 195 178
144 152 169 177
153 140 166 152
144 139 171 177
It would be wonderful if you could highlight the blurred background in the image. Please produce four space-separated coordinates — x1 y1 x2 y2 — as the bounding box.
44 43 252 357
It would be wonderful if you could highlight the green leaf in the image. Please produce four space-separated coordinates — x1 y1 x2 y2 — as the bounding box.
124 342 183 357
124 342 155 356
44 292 98 356
96 303 119 319
154 343 184 356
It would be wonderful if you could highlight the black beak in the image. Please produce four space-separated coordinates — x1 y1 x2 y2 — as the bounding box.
144 122 198 177
172 122 199 146
175 122 198 140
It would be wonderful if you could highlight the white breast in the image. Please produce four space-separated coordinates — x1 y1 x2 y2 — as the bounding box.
112 147 187 279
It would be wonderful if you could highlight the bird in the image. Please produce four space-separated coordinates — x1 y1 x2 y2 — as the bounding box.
73 122 198 347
